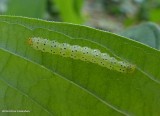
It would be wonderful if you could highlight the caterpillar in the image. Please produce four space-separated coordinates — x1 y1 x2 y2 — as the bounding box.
28 37 135 73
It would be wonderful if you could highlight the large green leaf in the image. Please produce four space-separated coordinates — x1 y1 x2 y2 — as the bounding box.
0 15 160 116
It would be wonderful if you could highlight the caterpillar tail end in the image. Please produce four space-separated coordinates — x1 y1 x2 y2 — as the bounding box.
27 38 33 45
127 64 136 73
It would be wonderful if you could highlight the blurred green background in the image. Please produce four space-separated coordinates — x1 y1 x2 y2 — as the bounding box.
0 0 160 32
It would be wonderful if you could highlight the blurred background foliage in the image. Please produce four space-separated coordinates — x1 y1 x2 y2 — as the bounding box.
0 0 160 34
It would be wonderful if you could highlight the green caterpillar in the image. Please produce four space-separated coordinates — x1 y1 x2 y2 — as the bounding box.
28 37 135 73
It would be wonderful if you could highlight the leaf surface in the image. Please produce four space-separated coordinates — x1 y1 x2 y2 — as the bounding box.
0 16 160 116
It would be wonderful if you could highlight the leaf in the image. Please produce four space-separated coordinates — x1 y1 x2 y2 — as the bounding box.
73 0 83 16
119 22 160 49
0 15 160 116
52 0 83 24
149 7 160 23
5 0 46 18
